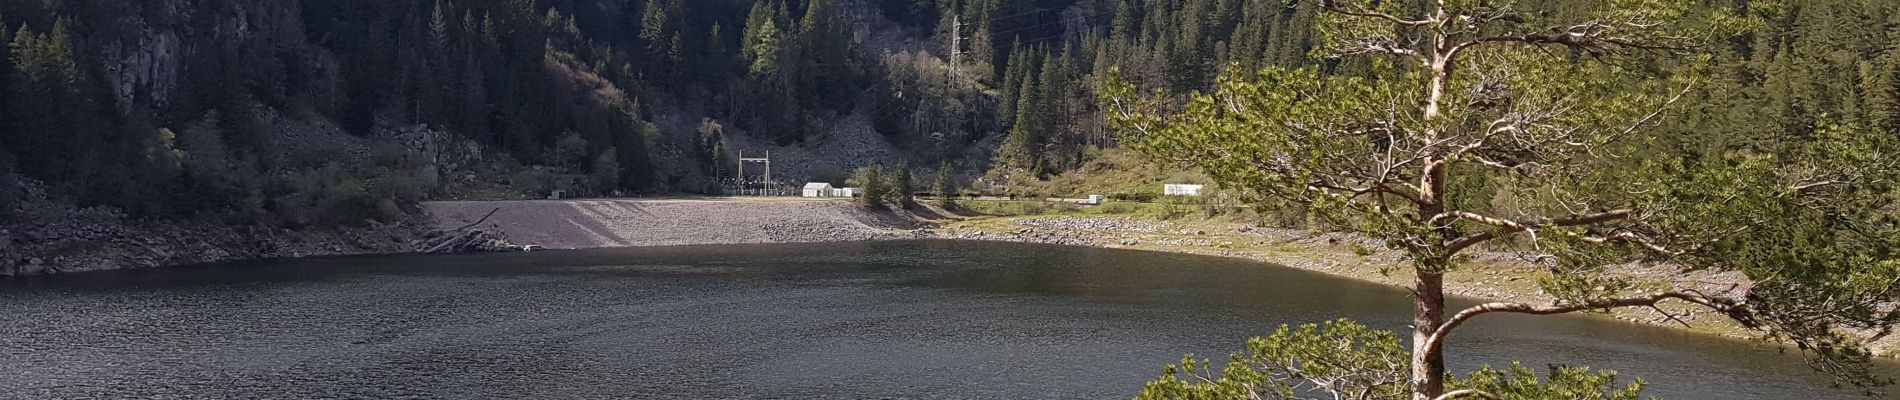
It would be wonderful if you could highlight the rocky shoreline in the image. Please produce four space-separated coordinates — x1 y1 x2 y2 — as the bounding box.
925 216 1428 288
921 215 1766 335
0 176 425 277
930 217 1401 274
2 215 424 277
921 214 1900 356
0 200 1730 304
9 200 1887 353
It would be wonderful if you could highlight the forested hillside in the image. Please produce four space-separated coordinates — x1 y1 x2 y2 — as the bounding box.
0 0 1897 227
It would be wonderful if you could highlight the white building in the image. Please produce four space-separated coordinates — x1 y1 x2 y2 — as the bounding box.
1164 184 1205 196
834 188 859 197
802 182 836 197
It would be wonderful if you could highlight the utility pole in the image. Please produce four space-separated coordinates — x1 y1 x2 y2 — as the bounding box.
949 13 965 83
949 13 960 80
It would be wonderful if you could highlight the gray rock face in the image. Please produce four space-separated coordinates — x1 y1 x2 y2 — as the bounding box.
93 0 312 114
100 28 182 111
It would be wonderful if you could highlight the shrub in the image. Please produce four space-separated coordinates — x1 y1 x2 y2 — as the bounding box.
509 167 560 196
552 131 590 171
268 141 437 227
591 149 621 195
272 164 381 227
1017 200 1050 215
1099 201 1137 214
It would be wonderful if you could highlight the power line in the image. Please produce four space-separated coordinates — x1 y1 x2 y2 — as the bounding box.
982 9 1114 40
965 4 1069 28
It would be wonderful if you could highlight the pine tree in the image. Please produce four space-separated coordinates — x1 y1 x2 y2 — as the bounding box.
1110 0 1135 46
857 162 887 209
456 11 490 138
1862 51 1900 132
798 0 850 108
641 0 680 67
934 161 956 208
592 148 621 195
1029 47 1060 171
969 24 995 81
909 0 940 26
1169 0 1208 90
5 22 85 183
997 40 1028 129
0 19 11 159
894 160 914 208
1052 46 1083 167
1001 55 1042 172
610 98 653 192
174 111 243 212
742 1 785 79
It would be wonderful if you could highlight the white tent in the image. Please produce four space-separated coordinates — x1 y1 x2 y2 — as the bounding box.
1164 184 1205 196
802 183 836 197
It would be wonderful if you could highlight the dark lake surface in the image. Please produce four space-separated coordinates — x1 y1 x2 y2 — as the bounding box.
0 240 1887 399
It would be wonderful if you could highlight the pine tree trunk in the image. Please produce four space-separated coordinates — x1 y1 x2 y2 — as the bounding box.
1415 11 1452 396
1411 267 1448 400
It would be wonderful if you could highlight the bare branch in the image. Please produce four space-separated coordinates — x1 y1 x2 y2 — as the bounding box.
1434 389 1501 400
1441 209 1633 253
1578 231 1680 256
1422 291 1747 364
1445 20 1692 65
1334 38 1429 61
1311 180 1428 206
1600 81 1696 147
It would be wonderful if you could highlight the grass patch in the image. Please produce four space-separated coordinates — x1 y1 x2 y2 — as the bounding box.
982 148 1207 201
956 198 1179 218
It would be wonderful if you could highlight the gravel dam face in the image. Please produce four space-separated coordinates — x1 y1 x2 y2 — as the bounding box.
424 198 916 249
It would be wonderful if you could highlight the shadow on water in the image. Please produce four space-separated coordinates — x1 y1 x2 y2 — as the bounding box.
0 239 1891 399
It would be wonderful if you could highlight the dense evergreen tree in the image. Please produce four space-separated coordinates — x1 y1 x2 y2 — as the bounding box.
5 20 94 185
0 0 695 220
742 1 787 79
893 160 913 208
996 39 1028 129
933 160 954 207
0 20 12 179
854 162 886 209
998 48 1043 173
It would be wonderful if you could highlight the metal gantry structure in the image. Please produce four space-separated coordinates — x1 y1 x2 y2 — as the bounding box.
737 150 771 184
730 151 787 196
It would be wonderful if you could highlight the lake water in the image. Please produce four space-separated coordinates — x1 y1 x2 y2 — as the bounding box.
0 240 1884 399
